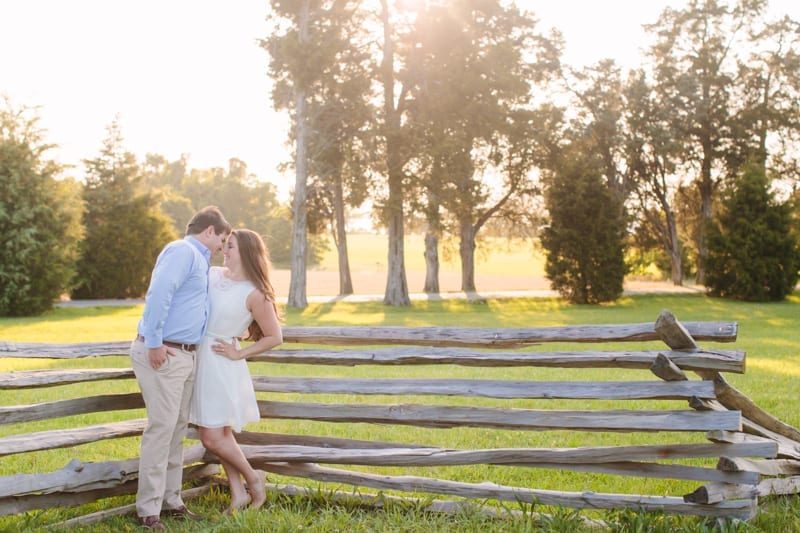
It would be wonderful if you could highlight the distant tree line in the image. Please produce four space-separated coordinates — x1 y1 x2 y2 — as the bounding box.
2 0 800 316
267 0 800 307
0 107 322 315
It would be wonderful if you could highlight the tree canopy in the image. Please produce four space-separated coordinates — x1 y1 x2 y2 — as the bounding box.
0 99 84 316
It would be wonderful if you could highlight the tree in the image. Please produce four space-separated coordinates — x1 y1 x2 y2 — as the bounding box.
645 0 764 283
265 0 367 307
140 153 302 268
140 153 195 236
376 0 412 306
72 119 175 299
541 147 627 304
564 60 628 202
0 99 83 316
401 0 558 294
733 13 800 179
301 2 373 296
705 162 800 300
265 0 315 308
729 17 800 171
624 70 688 285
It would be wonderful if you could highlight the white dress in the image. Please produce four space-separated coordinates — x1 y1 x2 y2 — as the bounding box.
190 266 260 432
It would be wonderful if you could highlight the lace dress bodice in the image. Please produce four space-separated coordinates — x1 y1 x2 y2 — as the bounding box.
206 267 256 339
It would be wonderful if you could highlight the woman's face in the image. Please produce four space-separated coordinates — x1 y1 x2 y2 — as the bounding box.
223 234 241 269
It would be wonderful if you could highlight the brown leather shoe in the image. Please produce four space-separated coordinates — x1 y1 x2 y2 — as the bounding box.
162 505 203 521
138 515 166 531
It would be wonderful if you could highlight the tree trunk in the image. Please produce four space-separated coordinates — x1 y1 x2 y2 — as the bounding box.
423 229 440 294
696 154 713 286
384 185 409 306
380 0 409 307
669 249 683 286
669 242 683 286
665 209 683 286
695 63 715 286
754 69 771 173
288 3 310 309
459 221 477 293
333 172 353 296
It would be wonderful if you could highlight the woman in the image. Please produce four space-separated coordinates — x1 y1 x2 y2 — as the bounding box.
189 229 283 512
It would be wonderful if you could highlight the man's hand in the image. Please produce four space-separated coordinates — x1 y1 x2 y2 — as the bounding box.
147 345 175 369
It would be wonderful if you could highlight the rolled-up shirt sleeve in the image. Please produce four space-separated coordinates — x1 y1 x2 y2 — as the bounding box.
139 243 194 349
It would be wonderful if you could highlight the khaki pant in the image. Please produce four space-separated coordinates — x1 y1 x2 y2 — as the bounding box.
130 338 196 517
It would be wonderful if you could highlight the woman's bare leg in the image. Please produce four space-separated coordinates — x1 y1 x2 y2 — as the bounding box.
199 427 266 509
219 457 249 509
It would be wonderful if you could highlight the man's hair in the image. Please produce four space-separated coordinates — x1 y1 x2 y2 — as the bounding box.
185 206 232 236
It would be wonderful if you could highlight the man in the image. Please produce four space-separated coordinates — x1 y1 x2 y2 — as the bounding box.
131 206 231 531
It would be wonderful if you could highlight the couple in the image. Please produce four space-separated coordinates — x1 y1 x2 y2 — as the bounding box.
130 206 283 530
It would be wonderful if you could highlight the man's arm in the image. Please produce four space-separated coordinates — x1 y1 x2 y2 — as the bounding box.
139 242 194 349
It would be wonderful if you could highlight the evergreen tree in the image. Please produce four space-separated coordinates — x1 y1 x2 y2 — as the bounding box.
705 163 800 301
541 149 627 304
72 119 175 299
0 99 84 316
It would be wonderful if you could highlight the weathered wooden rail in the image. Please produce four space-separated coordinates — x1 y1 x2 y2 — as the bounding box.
1 310 800 528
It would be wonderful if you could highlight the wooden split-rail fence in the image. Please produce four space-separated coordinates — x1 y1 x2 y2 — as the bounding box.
1 310 800 527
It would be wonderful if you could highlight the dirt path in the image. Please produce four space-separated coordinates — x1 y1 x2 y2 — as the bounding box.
57 269 700 308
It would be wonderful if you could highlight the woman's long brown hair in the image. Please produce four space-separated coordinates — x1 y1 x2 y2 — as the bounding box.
232 229 281 340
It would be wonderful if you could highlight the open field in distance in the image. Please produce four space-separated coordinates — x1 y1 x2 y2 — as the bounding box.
270 233 684 297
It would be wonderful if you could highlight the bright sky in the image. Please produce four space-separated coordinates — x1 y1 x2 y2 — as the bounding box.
2 1 798 198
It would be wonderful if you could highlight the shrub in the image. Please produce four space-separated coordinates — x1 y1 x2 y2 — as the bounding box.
541 151 627 304
704 162 800 301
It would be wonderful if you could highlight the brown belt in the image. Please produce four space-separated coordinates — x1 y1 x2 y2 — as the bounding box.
135 334 197 352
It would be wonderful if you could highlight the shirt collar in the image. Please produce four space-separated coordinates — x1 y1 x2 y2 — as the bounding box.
184 235 212 263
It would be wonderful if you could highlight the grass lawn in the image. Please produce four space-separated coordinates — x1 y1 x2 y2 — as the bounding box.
1 292 799 531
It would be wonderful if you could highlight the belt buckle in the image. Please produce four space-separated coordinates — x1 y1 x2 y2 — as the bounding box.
170 341 195 351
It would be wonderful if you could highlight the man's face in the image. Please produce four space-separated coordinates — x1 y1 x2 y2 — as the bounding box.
210 231 229 258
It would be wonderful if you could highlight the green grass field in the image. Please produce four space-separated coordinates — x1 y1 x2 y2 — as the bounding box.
2 291 800 531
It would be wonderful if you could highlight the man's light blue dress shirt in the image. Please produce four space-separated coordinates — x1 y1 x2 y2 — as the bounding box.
137 236 211 349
